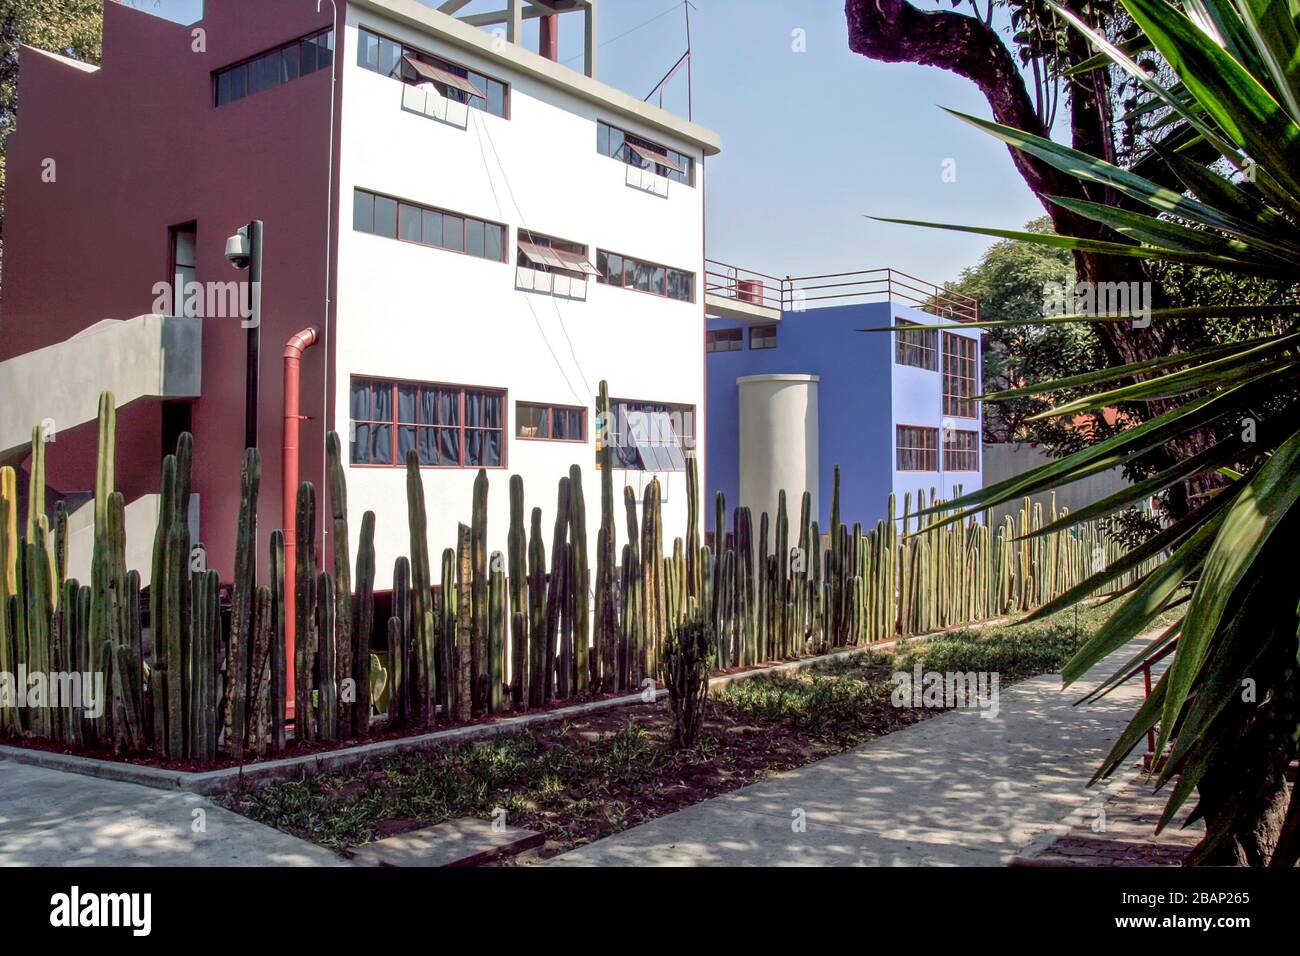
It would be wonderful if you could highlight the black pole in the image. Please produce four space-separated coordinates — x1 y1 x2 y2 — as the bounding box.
244 219 264 450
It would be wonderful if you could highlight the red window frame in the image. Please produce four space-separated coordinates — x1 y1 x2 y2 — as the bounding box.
516 402 587 443
943 331 980 419
353 189 507 263
896 424 939 472
749 324 777 350
895 319 939 370
944 428 980 472
706 328 743 352
594 249 695 303
350 376 508 469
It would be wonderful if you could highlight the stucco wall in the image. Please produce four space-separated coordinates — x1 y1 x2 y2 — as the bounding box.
333 7 708 588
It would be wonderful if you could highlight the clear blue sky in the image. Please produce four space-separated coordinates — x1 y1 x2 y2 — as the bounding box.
140 0 1048 287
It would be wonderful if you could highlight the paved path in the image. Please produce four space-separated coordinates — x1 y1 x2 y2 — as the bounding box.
0 760 342 866
550 639 1157 866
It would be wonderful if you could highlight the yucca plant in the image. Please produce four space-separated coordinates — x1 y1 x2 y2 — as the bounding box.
877 0 1300 866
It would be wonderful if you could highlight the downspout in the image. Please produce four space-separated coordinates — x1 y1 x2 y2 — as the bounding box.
283 326 318 715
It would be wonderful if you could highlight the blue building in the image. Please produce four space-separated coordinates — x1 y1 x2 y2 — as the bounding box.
703 265 982 532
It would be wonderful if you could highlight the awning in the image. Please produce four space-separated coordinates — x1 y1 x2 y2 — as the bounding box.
518 240 601 277
624 140 684 174
403 54 484 99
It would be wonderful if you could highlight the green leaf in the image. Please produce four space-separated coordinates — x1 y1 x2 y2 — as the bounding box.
1157 426 1300 754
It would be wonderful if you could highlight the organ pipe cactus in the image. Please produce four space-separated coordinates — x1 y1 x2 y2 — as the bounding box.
567 464 589 694
326 432 353 739
404 449 436 725
353 510 376 735
470 469 489 715
227 448 259 760
294 481 318 743
508 477 528 707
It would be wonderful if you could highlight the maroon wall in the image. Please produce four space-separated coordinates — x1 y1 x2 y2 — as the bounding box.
1 0 341 579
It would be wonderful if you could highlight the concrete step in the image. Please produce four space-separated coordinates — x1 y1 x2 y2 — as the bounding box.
348 817 544 867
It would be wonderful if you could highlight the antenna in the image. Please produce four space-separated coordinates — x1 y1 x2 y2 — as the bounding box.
644 0 695 120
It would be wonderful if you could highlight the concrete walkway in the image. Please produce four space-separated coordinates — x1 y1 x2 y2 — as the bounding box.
0 760 342 866
550 639 1158 866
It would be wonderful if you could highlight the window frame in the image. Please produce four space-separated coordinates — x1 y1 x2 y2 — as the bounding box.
749 324 777 350
357 26 510 120
601 398 697 472
214 28 334 107
943 428 980 472
167 222 198 318
515 402 588 443
516 230 599 280
706 328 743 353
896 424 940 472
596 120 694 186
894 319 939 371
594 249 695 303
942 331 980 419
353 189 507 263
349 376 509 470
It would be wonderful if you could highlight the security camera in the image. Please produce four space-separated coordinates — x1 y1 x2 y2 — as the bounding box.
225 229 251 270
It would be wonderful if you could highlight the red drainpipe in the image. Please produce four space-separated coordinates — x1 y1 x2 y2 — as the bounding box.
283 326 318 716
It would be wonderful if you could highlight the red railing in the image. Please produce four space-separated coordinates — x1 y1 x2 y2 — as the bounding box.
704 259 980 323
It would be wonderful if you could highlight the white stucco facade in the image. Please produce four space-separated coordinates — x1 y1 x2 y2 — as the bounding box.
332 6 714 588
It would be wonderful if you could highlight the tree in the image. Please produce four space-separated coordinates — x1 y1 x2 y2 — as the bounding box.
897 0 1300 866
946 217 1107 443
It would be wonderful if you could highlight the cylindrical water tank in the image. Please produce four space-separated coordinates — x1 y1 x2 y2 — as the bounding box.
737 373 819 524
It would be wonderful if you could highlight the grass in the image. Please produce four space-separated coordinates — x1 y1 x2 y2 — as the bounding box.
227 599 1181 857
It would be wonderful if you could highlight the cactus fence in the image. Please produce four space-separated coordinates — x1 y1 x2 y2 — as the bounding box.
0 386 1157 763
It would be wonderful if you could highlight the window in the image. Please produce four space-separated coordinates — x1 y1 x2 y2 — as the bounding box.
601 400 695 471
168 224 197 317
215 29 333 106
351 378 505 468
706 328 743 353
895 319 938 370
597 121 693 186
516 231 600 279
594 250 694 303
896 425 939 472
357 27 509 119
943 331 979 418
517 403 586 442
750 324 777 350
353 189 505 262
944 429 980 472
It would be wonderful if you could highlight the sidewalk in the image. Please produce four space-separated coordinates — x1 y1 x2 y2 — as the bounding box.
549 638 1162 866
0 760 342 866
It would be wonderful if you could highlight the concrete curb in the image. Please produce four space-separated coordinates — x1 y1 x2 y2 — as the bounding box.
0 610 1022 795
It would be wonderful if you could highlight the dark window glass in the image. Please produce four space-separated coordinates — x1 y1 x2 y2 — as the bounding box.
351 378 504 468
281 44 300 82
398 203 422 242
442 214 464 252
315 30 334 70
484 222 504 261
353 190 375 233
229 63 247 100
358 30 379 71
300 35 319 73
943 332 979 418
421 209 442 247
216 70 233 106
750 324 777 350
374 196 398 238
465 218 485 258
706 328 744 353
896 425 939 471
895 320 939 371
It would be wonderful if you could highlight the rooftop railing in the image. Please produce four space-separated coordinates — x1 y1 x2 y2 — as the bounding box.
705 259 979 323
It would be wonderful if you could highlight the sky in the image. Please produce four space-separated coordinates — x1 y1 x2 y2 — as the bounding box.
135 0 1050 287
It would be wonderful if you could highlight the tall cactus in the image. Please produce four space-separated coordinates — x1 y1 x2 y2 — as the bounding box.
326 432 353 740
226 448 259 760
470 469 489 715
567 464 589 694
594 382 619 692
404 449 436 725
353 510 376 736
507 476 529 708
526 507 547 707
294 481 318 743
269 530 287 752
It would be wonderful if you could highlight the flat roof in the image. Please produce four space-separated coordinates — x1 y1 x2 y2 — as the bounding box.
350 0 721 157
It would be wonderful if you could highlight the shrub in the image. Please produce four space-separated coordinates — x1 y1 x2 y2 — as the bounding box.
661 613 715 748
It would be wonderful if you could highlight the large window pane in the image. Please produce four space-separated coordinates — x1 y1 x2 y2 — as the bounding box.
484 222 503 261
517 404 548 439
358 30 379 71
465 218 485 258
353 190 375 233
442 215 464 252
374 196 398 238
281 44 301 82
421 209 442 247
398 203 422 242
378 37 401 77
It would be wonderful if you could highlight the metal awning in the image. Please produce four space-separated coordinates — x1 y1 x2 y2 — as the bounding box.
402 54 484 99
518 240 601 277
624 140 684 173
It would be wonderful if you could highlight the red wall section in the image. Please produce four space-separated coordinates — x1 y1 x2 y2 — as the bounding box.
1 0 340 580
